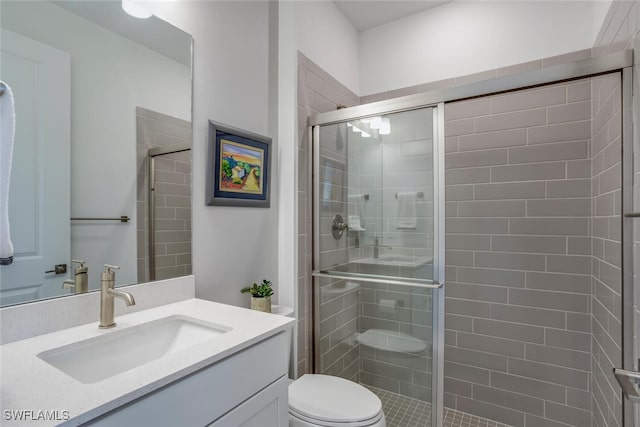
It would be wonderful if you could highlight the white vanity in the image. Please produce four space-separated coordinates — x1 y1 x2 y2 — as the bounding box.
1 296 294 427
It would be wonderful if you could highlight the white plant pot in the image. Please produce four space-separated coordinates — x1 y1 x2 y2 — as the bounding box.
251 296 272 313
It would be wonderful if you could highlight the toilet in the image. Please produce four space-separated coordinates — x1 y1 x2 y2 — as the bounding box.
288 374 386 427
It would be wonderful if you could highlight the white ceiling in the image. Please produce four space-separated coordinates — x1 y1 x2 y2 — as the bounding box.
333 0 452 31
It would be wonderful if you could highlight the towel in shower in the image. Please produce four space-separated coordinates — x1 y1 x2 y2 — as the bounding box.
0 81 15 265
347 194 365 231
396 192 417 229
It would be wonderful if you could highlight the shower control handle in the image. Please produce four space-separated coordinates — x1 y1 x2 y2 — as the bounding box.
332 214 347 239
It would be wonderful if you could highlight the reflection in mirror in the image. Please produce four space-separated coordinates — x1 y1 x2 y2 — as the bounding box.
0 1 192 306
317 108 435 282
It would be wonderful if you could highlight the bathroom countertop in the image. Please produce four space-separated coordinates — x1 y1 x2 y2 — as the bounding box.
0 298 294 426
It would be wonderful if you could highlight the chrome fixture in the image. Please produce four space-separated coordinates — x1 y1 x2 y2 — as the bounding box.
614 368 640 403
62 260 88 294
70 215 130 223
373 236 392 259
350 193 370 201
331 214 347 239
45 264 67 275
99 264 135 329
395 192 424 199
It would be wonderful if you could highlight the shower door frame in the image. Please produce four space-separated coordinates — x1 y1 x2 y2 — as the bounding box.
310 103 446 427
308 50 633 427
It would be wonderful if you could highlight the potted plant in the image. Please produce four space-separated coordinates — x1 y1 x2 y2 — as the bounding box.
241 279 274 313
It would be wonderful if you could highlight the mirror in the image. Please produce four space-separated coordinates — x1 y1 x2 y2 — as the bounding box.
0 1 192 306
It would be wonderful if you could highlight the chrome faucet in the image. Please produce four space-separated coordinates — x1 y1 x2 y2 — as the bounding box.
99 264 135 329
62 260 88 294
373 237 392 259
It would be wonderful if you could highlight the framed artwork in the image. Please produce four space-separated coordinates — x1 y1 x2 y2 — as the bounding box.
206 120 271 207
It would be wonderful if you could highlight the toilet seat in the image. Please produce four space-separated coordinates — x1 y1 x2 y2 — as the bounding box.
289 374 384 427
289 407 384 427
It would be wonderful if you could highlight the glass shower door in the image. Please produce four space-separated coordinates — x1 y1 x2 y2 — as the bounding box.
312 105 444 427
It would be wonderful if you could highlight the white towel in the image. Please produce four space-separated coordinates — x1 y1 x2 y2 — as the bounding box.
347 194 365 231
0 81 15 265
396 192 417 230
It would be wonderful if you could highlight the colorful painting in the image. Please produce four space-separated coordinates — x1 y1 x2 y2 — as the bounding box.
219 139 264 194
206 120 271 207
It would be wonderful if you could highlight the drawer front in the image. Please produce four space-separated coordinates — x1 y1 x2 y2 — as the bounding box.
87 332 287 427
208 376 288 427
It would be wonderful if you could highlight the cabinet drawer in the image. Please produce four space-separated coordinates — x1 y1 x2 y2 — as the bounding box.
87 332 287 427
208 376 288 427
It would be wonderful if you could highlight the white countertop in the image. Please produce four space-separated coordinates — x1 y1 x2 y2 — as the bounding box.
0 298 294 426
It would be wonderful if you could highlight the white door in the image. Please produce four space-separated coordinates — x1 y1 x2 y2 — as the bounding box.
0 30 70 305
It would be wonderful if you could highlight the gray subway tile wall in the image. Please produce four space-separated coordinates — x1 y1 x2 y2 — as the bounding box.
583 19 635 426
444 78 600 427
358 282 434 401
135 107 192 283
590 73 623 427
298 52 360 376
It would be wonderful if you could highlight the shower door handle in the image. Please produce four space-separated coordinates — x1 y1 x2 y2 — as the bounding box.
614 368 640 403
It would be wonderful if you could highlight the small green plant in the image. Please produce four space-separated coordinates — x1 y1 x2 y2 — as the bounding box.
240 279 274 298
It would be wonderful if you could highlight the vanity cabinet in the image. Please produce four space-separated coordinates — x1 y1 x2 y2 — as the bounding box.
86 332 288 427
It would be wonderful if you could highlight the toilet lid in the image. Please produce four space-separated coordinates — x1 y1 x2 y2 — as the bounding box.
289 375 382 424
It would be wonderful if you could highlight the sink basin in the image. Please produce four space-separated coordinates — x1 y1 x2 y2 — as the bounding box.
37 315 231 384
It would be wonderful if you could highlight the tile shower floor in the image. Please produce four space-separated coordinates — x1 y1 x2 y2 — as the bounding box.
366 386 511 427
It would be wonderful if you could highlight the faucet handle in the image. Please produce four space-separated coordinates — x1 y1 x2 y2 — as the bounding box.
104 264 120 272
71 259 86 266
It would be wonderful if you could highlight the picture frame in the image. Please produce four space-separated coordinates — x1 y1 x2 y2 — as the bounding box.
206 120 271 207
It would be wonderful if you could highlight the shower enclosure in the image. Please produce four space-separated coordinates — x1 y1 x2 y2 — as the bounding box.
136 107 192 283
147 145 192 281
311 105 445 427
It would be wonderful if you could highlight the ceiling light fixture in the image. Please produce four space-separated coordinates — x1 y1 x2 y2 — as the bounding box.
122 0 152 19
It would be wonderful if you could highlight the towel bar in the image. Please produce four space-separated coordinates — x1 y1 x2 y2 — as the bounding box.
71 216 130 223
348 193 369 201
395 192 424 199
